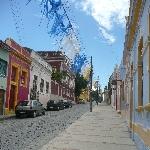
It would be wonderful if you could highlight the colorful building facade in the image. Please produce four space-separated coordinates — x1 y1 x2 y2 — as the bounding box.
29 50 52 108
5 38 31 114
38 51 75 101
131 0 150 149
112 0 150 149
0 41 9 115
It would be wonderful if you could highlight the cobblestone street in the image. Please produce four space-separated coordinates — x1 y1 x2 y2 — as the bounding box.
0 104 89 150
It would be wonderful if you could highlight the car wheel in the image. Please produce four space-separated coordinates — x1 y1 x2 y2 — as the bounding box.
32 111 36 118
16 114 20 118
42 110 45 115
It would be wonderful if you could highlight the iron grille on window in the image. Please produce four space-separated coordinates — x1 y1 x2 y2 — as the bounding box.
46 82 49 93
40 79 44 92
0 58 7 78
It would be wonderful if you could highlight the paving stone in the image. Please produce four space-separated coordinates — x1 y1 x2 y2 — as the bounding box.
40 103 137 150
0 104 90 150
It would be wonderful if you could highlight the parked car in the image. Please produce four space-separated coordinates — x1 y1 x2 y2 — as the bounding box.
15 100 45 118
63 100 72 108
47 100 64 111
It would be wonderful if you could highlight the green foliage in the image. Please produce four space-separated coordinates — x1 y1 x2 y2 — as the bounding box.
75 73 88 100
91 90 103 102
52 70 67 82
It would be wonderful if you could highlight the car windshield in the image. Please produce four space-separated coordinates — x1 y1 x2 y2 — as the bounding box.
18 101 30 106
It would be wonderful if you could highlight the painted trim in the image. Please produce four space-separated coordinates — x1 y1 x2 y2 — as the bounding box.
21 68 28 88
10 50 31 64
135 106 144 112
127 0 143 50
132 123 150 147
7 63 19 112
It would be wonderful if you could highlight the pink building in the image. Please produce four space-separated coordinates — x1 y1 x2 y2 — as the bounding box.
5 38 31 114
38 51 75 101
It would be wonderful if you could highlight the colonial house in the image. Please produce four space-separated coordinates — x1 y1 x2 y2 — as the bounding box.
115 0 150 149
130 0 150 149
5 38 31 114
29 50 52 108
38 51 75 101
0 41 9 115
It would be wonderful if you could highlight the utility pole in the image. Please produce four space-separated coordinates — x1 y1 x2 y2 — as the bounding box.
97 76 99 102
90 56 93 112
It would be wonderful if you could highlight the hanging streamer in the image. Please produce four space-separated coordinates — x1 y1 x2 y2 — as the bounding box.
71 53 88 74
27 0 88 73
9 0 24 43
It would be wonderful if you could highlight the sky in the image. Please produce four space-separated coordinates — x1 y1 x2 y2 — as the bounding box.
0 0 129 89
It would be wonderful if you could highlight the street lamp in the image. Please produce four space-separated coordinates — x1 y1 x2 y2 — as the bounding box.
96 76 99 103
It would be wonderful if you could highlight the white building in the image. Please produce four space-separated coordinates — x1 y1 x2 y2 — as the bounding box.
29 51 52 108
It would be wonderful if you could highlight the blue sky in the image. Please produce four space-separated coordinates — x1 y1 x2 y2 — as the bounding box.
0 0 129 89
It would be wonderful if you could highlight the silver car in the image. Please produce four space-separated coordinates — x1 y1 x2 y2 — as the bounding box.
15 100 45 118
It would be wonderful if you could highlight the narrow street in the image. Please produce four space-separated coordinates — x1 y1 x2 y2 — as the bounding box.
0 1 150 150
0 104 89 150
40 102 137 150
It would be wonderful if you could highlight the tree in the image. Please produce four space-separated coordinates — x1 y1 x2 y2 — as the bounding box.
75 73 88 101
51 70 67 82
91 90 103 103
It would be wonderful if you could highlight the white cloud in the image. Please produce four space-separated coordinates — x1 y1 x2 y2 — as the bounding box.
99 27 115 43
72 0 129 43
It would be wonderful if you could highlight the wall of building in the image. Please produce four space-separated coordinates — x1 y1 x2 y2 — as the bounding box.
5 38 31 114
0 47 9 90
38 51 75 101
29 51 52 108
128 1 150 149
109 1 150 149
0 44 9 115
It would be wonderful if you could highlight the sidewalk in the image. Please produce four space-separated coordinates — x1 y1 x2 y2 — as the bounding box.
0 114 15 120
40 103 137 150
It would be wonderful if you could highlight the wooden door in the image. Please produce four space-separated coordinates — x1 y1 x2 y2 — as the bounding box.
0 90 4 115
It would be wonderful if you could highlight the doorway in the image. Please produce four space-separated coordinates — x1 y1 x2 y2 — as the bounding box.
0 90 5 115
9 85 17 111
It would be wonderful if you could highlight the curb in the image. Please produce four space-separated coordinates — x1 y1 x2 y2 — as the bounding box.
0 114 16 121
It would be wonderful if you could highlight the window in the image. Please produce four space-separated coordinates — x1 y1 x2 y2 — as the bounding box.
138 37 143 106
11 66 17 82
0 58 7 78
40 79 44 92
46 82 49 93
21 70 28 86
33 75 38 91
18 101 30 106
